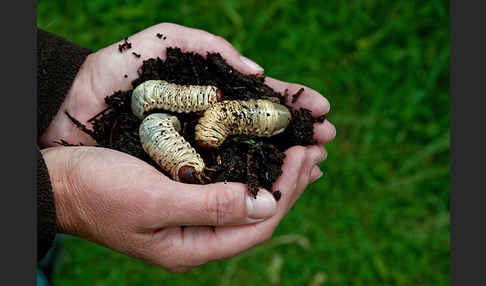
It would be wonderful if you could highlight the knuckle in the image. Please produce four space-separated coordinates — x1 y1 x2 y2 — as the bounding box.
290 146 307 162
306 145 322 166
156 22 173 29
317 145 328 163
211 34 224 42
205 188 242 224
208 33 232 47
64 148 90 190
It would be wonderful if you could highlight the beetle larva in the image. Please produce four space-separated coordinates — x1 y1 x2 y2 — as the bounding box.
131 80 223 119
139 113 207 183
194 99 292 149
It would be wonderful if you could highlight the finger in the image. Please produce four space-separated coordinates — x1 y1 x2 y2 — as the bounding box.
148 182 277 227
156 23 264 75
264 77 330 117
269 144 325 217
263 77 335 143
295 145 326 197
313 120 337 144
310 165 324 183
108 23 264 78
305 144 328 167
270 146 310 216
154 147 311 267
154 222 274 269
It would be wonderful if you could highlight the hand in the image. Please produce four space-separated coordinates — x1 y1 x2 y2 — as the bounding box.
39 22 335 148
42 144 327 272
40 23 336 271
39 21 335 185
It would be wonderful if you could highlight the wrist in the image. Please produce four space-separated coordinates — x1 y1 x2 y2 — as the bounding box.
40 147 81 235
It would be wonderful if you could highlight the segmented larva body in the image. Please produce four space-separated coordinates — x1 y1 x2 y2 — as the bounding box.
195 99 292 149
132 80 222 119
139 113 205 183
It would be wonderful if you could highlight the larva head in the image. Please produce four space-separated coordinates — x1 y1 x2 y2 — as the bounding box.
216 89 223 102
178 165 199 184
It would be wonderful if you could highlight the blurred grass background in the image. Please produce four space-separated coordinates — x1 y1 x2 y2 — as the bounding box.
37 0 450 285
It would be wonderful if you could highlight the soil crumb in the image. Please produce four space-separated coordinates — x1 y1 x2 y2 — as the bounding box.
315 114 326 123
291 88 305 103
118 37 132 52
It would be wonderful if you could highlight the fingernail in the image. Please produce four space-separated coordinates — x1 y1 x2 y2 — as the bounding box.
240 56 264 74
309 145 328 165
246 190 277 219
321 149 328 163
322 150 328 161
310 166 323 182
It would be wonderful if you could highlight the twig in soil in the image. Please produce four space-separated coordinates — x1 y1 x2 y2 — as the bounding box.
65 111 96 139
53 139 84 147
87 106 112 123
283 89 290 102
291 88 305 103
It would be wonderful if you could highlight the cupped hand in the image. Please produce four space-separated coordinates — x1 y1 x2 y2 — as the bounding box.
40 23 336 271
42 143 326 272
39 22 335 148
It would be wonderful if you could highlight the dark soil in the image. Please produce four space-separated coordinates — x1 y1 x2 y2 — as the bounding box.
118 37 132 52
65 47 323 198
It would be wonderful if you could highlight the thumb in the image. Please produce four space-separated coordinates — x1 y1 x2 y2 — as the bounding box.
156 181 277 227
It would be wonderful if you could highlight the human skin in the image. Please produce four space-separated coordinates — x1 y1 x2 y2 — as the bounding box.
39 23 336 272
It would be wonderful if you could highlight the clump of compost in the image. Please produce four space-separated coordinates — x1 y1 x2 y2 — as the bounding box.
66 47 322 197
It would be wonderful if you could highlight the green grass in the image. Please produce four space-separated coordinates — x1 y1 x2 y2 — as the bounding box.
37 0 450 285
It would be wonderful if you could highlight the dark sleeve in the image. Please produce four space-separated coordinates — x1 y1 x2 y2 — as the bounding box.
37 147 57 261
37 28 92 136
37 28 92 262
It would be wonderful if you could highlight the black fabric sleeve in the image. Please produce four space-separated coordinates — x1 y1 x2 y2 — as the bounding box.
37 28 92 136
37 147 56 262
37 28 92 262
